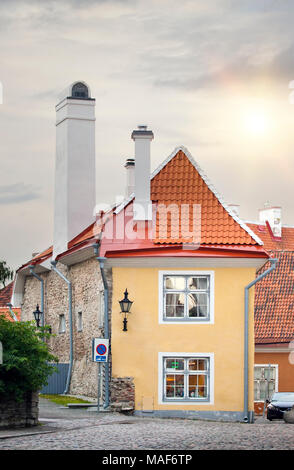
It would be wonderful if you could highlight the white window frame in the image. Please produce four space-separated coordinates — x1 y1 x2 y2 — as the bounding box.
158 270 215 324
59 314 66 334
158 352 214 405
254 364 279 402
77 311 83 332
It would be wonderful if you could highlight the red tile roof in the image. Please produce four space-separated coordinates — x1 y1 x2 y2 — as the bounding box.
247 223 294 251
254 251 294 344
151 149 261 246
0 307 21 322
0 281 13 307
18 147 268 272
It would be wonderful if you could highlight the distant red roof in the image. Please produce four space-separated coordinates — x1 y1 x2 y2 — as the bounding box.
0 281 13 307
0 307 21 322
254 251 294 345
247 223 294 251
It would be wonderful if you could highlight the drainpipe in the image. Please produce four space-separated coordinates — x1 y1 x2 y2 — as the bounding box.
50 260 73 395
243 257 278 423
93 242 110 408
6 303 18 322
29 265 44 328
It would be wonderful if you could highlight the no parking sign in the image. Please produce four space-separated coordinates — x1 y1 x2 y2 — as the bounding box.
92 338 109 363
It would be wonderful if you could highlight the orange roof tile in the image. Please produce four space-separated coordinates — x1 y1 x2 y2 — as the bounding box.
0 281 13 307
151 149 261 246
0 307 21 322
247 223 294 251
254 251 294 344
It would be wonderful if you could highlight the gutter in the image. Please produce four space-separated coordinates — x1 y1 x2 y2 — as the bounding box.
243 257 278 423
6 303 18 322
50 260 73 395
93 242 110 409
29 265 44 327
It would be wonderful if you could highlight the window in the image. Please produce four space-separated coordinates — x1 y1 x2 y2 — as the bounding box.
59 314 66 334
254 365 278 401
158 353 214 405
159 271 214 323
77 312 83 332
71 82 89 99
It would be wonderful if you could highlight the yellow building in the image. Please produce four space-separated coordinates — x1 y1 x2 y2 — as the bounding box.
98 134 270 422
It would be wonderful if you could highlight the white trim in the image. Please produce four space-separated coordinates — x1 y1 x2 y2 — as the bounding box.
106 257 267 269
158 352 214 405
255 346 293 353
158 270 215 325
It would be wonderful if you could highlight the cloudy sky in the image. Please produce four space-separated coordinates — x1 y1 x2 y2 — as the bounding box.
1 0 294 271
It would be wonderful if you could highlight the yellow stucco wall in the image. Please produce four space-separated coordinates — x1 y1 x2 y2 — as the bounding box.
111 266 255 412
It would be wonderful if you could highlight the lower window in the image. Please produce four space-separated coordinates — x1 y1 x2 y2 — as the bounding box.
163 356 210 402
254 364 278 401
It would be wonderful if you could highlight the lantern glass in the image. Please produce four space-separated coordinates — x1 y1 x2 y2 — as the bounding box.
33 304 42 326
119 289 133 314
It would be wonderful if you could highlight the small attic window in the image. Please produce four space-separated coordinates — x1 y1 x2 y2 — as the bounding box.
71 82 89 99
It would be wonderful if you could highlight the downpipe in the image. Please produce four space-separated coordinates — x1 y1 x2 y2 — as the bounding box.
243 257 278 423
51 260 73 395
29 265 44 327
94 242 110 409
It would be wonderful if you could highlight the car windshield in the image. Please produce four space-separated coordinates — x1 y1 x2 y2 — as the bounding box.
271 393 294 402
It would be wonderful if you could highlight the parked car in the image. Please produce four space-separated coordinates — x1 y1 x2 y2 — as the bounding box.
266 392 294 421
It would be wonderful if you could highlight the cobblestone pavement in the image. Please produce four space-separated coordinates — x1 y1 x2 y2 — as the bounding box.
0 398 293 450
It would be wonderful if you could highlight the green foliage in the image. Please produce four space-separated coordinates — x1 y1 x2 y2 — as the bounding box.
0 316 58 401
0 260 14 288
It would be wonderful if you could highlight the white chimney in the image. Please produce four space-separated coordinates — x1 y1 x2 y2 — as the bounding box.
259 203 282 238
131 125 154 221
125 158 135 197
53 81 96 259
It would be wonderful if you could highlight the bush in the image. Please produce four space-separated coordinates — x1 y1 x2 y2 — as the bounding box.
0 315 58 401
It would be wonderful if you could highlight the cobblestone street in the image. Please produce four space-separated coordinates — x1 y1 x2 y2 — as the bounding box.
0 398 293 451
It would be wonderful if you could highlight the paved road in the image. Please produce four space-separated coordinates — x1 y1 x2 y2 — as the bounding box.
0 398 293 450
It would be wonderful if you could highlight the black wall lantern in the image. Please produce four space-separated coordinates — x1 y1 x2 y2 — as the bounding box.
119 289 133 331
33 304 42 327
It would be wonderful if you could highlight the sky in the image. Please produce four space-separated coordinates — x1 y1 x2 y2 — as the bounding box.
1 0 294 271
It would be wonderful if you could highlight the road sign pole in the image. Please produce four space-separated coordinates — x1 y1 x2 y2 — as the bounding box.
97 362 101 413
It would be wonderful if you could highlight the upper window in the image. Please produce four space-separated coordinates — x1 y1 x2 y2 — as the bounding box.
71 82 89 99
159 271 214 323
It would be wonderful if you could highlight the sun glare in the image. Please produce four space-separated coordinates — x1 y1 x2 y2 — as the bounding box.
243 111 270 136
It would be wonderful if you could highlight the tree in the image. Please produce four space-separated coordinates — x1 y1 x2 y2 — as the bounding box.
0 316 58 401
0 260 14 288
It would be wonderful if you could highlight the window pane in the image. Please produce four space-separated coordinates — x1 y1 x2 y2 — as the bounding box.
188 277 208 290
188 374 207 398
164 276 185 290
165 293 184 317
254 367 262 380
188 293 208 317
264 367 275 380
165 374 184 398
165 358 184 371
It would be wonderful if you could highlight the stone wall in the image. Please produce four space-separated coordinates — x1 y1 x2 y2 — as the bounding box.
0 392 39 429
110 377 135 412
21 257 113 399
